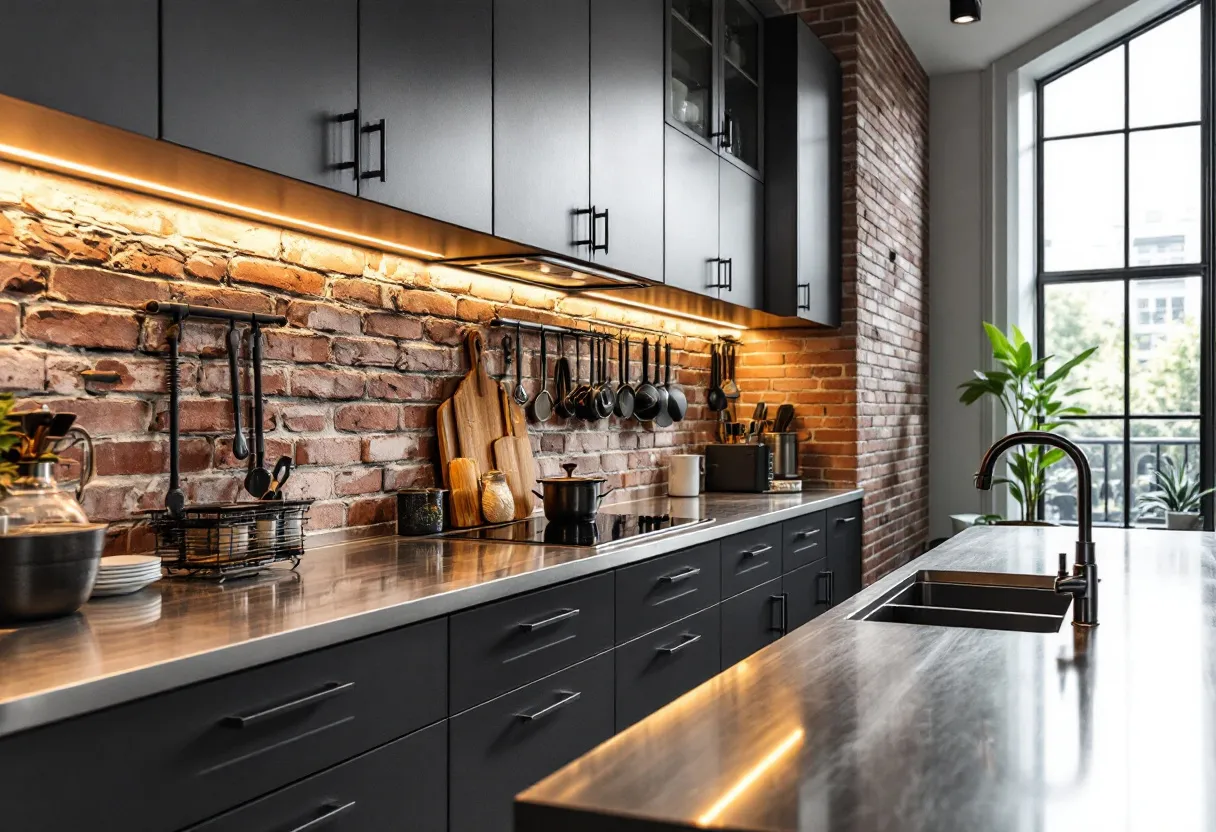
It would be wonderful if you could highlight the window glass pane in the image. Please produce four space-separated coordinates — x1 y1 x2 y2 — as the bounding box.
1042 136 1125 271
1049 420 1125 526
1129 5 1201 128
1130 420 1201 525
1128 127 1200 267
1043 46 1125 137
1129 276 1201 414
1043 281 1124 416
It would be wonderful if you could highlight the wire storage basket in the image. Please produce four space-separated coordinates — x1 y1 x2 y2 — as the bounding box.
144 500 313 579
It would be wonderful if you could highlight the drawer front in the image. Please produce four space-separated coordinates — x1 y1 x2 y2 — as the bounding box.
615 605 720 731
0 618 448 832
720 523 783 598
614 541 720 643
449 651 614 832
187 722 447 831
827 501 863 604
782 511 825 572
450 573 614 713
783 557 832 633
720 576 784 669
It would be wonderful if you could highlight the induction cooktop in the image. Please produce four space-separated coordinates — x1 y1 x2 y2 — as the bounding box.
441 512 714 549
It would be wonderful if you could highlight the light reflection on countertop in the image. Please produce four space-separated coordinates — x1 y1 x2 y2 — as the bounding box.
517 525 1216 832
0 489 860 739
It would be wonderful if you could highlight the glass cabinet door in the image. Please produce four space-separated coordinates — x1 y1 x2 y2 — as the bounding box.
721 0 761 170
669 0 715 140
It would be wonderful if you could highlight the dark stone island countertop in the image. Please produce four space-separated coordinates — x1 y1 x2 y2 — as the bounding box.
0 489 860 739
517 524 1216 832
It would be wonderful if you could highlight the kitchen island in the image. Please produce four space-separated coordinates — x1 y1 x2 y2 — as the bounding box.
517 524 1216 832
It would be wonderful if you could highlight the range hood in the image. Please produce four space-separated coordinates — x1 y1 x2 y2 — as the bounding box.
440 254 648 292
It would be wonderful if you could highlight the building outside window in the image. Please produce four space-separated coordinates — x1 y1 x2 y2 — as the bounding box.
1036 1 1207 527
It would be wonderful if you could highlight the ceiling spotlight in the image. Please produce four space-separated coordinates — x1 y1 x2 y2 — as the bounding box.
951 0 981 24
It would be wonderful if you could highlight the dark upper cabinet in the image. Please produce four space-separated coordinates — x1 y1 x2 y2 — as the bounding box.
667 0 763 179
494 0 592 256
718 161 763 309
665 126 720 296
359 0 493 233
589 0 665 280
0 1 158 136
161 1 359 194
764 13 842 326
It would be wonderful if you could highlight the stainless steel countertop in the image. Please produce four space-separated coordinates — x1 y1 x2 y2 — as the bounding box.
518 524 1216 832
0 489 860 739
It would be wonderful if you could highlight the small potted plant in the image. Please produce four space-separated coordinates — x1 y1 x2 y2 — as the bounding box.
1136 457 1215 530
0 393 20 492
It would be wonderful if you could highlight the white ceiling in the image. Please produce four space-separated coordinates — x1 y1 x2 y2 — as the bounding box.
881 0 1104 74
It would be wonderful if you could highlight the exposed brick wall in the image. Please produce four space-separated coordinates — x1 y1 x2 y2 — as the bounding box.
0 162 718 554
747 0 929 584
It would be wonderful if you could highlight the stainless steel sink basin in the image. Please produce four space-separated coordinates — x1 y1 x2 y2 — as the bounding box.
850 570 1072 633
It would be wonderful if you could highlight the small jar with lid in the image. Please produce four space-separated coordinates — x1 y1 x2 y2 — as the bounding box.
480 471 515 524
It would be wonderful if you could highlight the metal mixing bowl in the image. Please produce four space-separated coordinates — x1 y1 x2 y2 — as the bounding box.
0 524 106 622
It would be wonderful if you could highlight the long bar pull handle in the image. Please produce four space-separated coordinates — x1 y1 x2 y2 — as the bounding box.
772 594 788 635
742 544 773 558
287 801 357 832
659 566 702 584
333 110 359 179
519 608 580 632
223 681 355 729
360 118 387 182
516 690 581 721
657 632 703 654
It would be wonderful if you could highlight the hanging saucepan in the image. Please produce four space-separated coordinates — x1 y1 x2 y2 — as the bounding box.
666 340 688 423
572 333 598 421
532 463 615 523
555 332 575 419
614 336 635 419
593 337 616 420
653 338 673 428
633 339 662 422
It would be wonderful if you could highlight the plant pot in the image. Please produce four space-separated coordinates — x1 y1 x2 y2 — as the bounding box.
1166 511 1203 531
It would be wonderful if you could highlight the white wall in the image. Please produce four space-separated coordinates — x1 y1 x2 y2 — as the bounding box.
927 72 987 539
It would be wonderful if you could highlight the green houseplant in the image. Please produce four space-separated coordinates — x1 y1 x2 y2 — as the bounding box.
958 324 1097 522
0 393 21 490
1136 457 1214 530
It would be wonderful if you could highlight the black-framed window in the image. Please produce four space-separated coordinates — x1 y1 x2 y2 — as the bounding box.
1036 0 1211 527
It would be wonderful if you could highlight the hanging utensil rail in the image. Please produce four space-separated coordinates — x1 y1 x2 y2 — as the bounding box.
489 316 670 343
145 301 287 327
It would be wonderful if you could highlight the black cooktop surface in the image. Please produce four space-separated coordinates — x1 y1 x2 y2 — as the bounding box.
442 512 713 549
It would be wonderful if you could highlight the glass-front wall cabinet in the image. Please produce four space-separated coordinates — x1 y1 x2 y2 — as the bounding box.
668 0 762 175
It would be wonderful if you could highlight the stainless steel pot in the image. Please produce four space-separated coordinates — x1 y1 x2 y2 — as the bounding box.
0 523 106 621
533 463 615 523
764 433 800 480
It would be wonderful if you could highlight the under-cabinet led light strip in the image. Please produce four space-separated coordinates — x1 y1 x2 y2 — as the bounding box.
583 291 749 333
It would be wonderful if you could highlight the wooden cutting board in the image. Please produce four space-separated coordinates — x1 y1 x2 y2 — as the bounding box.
436 399 458 489
449 457 482 528
495 386 537 519
451 330 505 481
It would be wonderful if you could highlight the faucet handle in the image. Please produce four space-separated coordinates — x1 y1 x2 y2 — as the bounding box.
1057 552 1068 579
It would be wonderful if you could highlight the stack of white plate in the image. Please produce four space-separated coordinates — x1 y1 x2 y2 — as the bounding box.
90 555 162 598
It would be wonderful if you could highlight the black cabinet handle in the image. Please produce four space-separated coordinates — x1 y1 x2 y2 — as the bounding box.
360 118 386 182
519 607 580 632
709 258 728 290
815 571 832 605
574 206 599 250
287 801 357 832
659 565 702 584
657 632 703 654
223 681 355 729
771 594 788 635
797 282 811 311
726 258 734 292
715 113 734 150
592 207 609 254
741 544 772 558
333 110 359 179
516 689 581 721
795 527 821 540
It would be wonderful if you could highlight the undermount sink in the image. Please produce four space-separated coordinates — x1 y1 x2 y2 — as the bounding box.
850 570 1072 633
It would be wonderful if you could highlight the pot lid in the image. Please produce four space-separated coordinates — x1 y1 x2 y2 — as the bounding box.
538 463 608 484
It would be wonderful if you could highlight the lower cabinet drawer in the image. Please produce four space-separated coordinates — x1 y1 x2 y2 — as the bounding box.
783 557 832 632
615 604 721 731
186 722 447 831
782 511 825 572
720 575 784 669
720 524 783 598
0 617 448 832
449 650 615 832
614 541 720 643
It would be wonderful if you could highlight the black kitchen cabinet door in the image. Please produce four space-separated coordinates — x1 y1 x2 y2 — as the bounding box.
765 14 841 325
590 0 665 280
162 0 359 194
449 651 614 832
718 161 763 309
360 0 493 232
0 1 158 136
826 502 863 604
494 0 592 256
783 557 831 633
720 575 783 669
664 125 720 295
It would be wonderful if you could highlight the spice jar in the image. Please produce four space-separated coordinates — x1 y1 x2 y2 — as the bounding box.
480 471 515 524
396 488 447 536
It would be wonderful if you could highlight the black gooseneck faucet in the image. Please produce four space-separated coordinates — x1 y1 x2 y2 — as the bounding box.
974 431 1098 627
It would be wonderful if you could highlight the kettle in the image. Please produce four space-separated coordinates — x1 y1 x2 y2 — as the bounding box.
0 406 94 533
